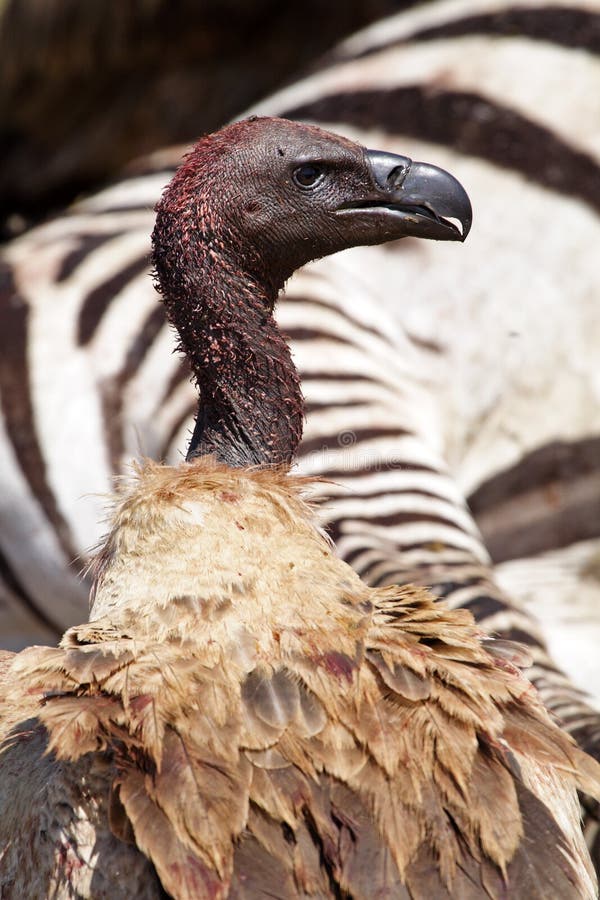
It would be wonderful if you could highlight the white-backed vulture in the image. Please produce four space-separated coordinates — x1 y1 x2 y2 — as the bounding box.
1 117 598 899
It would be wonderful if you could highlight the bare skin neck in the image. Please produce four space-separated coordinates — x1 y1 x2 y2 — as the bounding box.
153 230 304 467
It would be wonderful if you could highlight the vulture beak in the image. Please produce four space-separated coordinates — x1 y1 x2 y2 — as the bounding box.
339 149 473 242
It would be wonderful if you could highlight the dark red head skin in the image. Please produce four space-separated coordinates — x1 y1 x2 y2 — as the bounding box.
152 116 471 467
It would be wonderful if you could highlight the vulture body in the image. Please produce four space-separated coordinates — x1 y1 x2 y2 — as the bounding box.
2 460 600 898
0 117 599 898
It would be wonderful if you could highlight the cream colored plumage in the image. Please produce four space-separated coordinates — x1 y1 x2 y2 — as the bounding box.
1 118 599 898
1 459 599 898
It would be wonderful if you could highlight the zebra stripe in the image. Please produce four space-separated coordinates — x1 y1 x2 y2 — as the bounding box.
333 0 600 59
471 436 600 561
341 4 600 58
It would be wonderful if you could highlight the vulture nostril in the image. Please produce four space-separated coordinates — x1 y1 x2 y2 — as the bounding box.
387 163 409 188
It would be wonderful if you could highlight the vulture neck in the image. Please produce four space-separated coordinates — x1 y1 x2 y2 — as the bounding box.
159 235 304 468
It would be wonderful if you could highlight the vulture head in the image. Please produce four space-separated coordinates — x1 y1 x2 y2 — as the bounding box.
152 117 472 468
154 115 471 294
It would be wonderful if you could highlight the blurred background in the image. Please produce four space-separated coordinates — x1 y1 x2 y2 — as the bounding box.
0 0 410 239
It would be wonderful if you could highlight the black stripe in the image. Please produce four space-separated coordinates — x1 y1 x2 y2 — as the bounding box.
302 370 388 387
336 546 396 571
337 541 475 572
120 163 177 179
372 573 488 594
299 425 411 460
480 489 600 562
470 436 600 508
567 723 600 761
75 167 174 217
77 253 150 345
0 544 61 637
93 204 157 216
343 537 471 557
160 357 193 406
289 297 441 355
348 6 600 60
428 575 484 595
157 402 195 461
338 508 468 532
56 231 124 283
284 327 349 346
460 593 516 620
493 626 547 649
381 540 470 555
327 485 455 504
0 264 80 570
99 304 167 470
304 398 380 413
327 509 467 548
119 304 167 382
404 330 443 354
316 459 437 481
284 293 395 345
469 436 600 562
283 86 600 215
556 707 596 726
348 556 488 586
309 0 423 73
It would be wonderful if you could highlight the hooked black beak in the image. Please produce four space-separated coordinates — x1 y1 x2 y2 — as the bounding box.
339 149 472 242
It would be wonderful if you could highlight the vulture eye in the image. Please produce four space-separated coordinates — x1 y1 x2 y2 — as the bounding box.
292 164 324 189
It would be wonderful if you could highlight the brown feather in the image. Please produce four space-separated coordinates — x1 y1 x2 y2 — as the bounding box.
1 460 598 897
117 767 228 900
230 832 300 899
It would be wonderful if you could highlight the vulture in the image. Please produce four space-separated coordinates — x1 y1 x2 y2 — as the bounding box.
0 116 599 899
